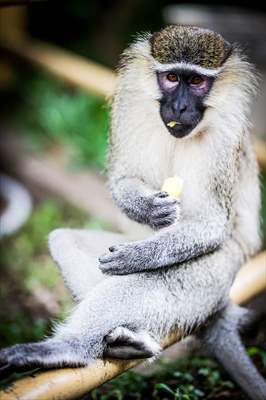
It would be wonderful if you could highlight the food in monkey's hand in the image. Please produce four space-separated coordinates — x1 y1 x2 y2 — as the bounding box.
162 176 183 198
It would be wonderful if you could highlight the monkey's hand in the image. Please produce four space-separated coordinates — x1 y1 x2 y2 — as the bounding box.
146 191 180 229
110 176 180 228
99 240 154 275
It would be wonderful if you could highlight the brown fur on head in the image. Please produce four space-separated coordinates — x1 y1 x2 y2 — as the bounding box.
151 25 232 69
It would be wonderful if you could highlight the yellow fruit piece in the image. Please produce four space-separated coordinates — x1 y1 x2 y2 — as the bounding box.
162 176 183 198
167 120 178 128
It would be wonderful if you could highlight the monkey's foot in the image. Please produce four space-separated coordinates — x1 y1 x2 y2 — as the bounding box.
104 327 161 359
0 340 88 378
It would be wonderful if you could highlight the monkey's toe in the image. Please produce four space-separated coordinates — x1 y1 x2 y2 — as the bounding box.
104 327 161 360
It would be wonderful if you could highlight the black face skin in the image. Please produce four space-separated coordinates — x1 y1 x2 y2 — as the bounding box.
157 69 214 138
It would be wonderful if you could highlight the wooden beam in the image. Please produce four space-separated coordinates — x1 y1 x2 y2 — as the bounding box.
254 137 266 172
0 5 26 42
0 35 116 98
0 251 265 400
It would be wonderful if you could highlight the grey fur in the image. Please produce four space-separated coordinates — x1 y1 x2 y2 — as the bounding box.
99 209 226 274
0 26 265 400
199 304 266 400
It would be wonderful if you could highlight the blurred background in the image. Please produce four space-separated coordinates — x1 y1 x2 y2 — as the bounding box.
0 1 265 399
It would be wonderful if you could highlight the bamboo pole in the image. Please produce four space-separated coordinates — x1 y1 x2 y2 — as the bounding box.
229 251 266 304
0 4 116 98
0 35 116 98
254 137 266 171
0 251 265 400
0 6 27 42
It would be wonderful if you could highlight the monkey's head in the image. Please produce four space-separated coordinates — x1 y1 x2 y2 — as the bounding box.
150 26 232 138
116 26 255 144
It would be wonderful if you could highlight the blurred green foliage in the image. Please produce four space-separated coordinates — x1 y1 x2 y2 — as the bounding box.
89 346 266 400
14 72 109 170
0 199 106 347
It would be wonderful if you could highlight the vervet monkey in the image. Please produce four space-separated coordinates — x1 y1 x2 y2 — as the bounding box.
0 26 265 400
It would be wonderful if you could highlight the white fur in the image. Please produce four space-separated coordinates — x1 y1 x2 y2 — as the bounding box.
153 60 223 76
110 38 260 252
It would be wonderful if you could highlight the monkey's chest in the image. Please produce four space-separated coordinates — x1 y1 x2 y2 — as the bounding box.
142 144 207 212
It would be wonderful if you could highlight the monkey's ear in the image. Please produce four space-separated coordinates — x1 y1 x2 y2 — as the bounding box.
48 229 126 300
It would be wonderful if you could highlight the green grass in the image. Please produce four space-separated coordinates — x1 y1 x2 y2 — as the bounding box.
13 71 110 170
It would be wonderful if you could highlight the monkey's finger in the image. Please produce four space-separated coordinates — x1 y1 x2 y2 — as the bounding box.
108 243 128 253
99 261 130 275
99 266 122 275
99 247 129 265
152 216 176 228
153 197 177 207
99 253 123 267
105 326 138 344
151 205 177 219
98 254 117 264
154 191 169 198
109 245 118 252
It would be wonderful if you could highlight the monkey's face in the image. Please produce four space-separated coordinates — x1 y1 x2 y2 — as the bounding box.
157 69 214 138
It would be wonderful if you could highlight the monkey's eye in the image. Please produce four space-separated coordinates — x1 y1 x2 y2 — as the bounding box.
190 76 204 85
167 73 178 82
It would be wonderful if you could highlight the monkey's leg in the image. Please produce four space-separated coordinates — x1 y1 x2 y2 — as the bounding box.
0 338 90 378
104 327 161 359
0 333 159 378
0 328 160 378
198 303 266 400
49 228 129 300
49 229 159 359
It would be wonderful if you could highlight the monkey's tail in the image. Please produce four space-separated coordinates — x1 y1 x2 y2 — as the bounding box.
198 303 266 400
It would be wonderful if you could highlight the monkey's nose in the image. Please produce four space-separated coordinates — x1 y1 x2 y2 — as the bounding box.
172 101 188 117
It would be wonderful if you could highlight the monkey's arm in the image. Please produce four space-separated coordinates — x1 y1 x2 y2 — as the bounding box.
110 176 179 229
99 209 227 275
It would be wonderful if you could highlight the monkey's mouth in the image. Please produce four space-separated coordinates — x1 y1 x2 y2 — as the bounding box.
165 121 195 138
